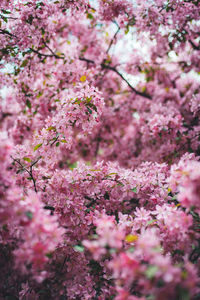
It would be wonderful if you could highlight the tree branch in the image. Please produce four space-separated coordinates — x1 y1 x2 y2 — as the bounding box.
79 57 152 99
30 46 151 99
0 29 16 38
106 25 120 54
189 40 200 50
30 48 64 59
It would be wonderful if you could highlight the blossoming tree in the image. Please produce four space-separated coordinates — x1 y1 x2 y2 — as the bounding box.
0 0 200 299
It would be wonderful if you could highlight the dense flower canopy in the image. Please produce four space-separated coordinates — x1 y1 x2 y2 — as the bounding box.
0 0 200 299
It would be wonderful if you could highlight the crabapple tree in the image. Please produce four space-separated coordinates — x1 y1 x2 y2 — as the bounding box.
0 0 200 299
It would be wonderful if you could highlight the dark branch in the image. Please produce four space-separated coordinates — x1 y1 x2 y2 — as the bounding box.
189 40 200 50
30 48 64 59
101 63 152 99
30 45 151 99
79 57 94 64
0 29 16 38
42 39 65 59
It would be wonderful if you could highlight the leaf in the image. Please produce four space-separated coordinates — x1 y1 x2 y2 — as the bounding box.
34 143 43 151
46 126 56 131
87 102 97 112
23 157 31 162
26 99 31 109
1 9 11 14
87 13 93 19
21 59 28 67
74 245 84 252
2 224 8 231
145 265 158 279
36 91 43 98
107 173 117 176
147 219 156 227
61 139 67 143
131 187 137 193
73 98 82 105
41 27 45 35
86 96 92 103
16 169 25 174
68 162 77 169
25 211 33 220
127 247 135 253
86 106 92 114
1 16 7 23
45 252 53 258
56 142 60 147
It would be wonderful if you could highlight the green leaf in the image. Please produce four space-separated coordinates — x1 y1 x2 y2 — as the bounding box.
117 182 124 187
21 59 28 68
87 13 93 19
23 157 31 162
146 219 156 226
56 142 60 147
73 98 82 105
68 162 77 169
41 27 45 35
26 15 34 25
2 224 8 231
1 16 7 23
46 126 56 131
1 9 11 14
36 91 43 98
87 102 97 112
127 247 135 253
26 99 31 109
131 187 137 193
86 96 92 103
25 211 33 220
74 245 84 252
34 143 43 151
86 106 92 114
46 252 53 258
145 265 158 279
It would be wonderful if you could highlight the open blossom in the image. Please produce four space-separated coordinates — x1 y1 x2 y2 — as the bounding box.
169 155 200 212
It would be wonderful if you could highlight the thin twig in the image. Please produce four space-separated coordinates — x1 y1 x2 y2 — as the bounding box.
106 25 120 54
30 48 64 59
42 39 65 59
11 156 41 193
0 14 18 20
